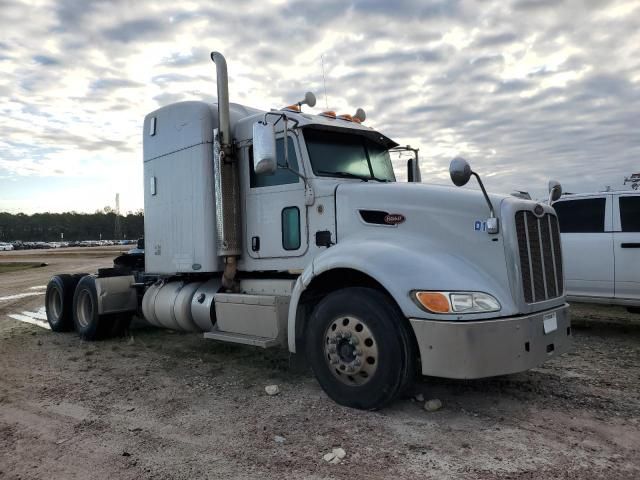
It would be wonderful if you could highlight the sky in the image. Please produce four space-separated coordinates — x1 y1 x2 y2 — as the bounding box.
1 0 639 214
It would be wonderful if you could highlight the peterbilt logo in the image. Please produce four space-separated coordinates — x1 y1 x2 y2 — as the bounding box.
533 204 545 217
384 214 405 225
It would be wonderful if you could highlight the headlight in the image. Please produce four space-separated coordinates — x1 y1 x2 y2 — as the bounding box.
414 291 501 314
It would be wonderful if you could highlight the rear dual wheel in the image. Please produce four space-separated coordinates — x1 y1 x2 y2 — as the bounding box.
45 274 87 331
305 287 416 410
46 274 131 340
73 275 131 340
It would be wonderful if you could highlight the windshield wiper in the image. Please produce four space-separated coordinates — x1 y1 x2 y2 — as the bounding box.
369 175 389 182
317 170 388 182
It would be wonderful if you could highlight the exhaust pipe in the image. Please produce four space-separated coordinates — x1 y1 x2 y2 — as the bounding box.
210 52 231 152
211 51 240 291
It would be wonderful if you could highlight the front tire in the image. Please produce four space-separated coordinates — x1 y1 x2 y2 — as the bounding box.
305 287 414 410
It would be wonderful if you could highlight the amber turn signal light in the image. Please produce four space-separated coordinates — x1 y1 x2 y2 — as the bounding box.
415 292 450 313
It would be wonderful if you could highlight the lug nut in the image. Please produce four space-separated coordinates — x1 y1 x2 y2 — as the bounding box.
344 331 352 339
330 358 339 365
349 337 359 346
353 359 361 367
328 345 337 354
355 348 363 356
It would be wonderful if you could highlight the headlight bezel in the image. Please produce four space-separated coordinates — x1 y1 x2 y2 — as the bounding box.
413 290 501 314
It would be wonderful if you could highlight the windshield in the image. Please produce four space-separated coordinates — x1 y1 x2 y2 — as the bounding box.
304 129 396 182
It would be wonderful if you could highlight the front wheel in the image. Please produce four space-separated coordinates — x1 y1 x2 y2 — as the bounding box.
305 287 415 410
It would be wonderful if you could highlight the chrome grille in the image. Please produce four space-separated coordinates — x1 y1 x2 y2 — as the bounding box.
515 211 563 303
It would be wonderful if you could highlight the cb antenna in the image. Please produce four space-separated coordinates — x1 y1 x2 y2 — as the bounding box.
321 54 328 110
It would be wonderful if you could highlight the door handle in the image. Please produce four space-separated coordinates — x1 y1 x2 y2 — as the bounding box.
621 243 640 248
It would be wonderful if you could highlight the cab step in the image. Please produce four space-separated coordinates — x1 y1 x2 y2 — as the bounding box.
203 328 280 348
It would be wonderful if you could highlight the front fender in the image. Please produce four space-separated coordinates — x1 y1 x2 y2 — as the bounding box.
287 236 517 352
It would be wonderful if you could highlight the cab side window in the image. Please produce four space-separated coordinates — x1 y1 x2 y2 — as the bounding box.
249 137 300 188
619 197 640 232
553 198 606 233
281 207 301 250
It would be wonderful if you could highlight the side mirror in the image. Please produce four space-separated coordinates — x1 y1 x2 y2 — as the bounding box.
449 156 499 234
449 157 472 187
548 180 562 203
252 121 277 175
407 158 421 182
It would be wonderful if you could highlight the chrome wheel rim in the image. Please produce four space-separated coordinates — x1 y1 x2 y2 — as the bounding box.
323 315 379 386
48 287 62 319
76 290 93 329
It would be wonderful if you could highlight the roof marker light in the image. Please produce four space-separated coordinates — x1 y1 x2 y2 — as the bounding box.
320 110 336 118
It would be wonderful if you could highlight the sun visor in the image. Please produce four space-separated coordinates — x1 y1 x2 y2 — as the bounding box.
301 124 398 149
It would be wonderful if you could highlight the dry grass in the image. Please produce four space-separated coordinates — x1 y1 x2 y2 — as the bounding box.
0 262 45 274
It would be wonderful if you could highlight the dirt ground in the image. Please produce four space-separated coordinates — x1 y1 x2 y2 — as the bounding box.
1 249 639 479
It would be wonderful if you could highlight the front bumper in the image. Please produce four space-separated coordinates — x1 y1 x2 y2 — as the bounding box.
409 303 571 379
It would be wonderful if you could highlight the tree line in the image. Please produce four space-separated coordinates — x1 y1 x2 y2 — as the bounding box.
0 209 144 242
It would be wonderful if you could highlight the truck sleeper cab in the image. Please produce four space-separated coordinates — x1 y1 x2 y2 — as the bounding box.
45 52 571 410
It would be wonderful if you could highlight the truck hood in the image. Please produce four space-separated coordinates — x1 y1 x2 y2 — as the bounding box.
333 182 519 317
335 181 509 241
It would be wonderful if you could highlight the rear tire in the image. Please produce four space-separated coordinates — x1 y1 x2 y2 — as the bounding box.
305 287 414 410
627 307 640 314
45 274 85 331
72 275 111 341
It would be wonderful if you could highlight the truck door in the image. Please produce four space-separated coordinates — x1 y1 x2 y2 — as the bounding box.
613 194 640 301
553 195 614 298
245 135 308 259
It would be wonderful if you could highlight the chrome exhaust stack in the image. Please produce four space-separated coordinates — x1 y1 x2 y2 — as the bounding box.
210 52 231 153
211 51 240 291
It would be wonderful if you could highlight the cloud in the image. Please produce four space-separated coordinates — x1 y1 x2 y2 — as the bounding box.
32 54 60 66
512 0 565 11
474 32 519 48
91 78 145 92
0 0 639 213
353 49 444 67
102 18 168 43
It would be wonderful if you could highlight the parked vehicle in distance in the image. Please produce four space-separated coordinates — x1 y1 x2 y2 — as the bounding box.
126 238 144 255
0 242 14 251
552 191 640 313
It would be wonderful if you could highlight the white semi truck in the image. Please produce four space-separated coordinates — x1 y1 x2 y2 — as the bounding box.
45 52 571 409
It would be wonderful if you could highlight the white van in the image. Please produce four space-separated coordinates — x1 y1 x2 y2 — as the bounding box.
553 191 640 312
